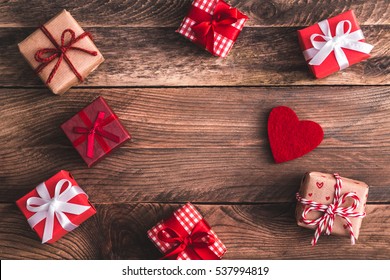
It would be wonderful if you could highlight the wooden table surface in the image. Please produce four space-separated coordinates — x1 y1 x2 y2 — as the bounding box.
0 0 389 260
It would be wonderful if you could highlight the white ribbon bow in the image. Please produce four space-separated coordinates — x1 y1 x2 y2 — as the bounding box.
26 179 91 243
303 19 373 70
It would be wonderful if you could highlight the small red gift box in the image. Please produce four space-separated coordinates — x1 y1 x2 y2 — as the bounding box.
148 203 227 260
297 10 374 78
61 96 131 167
16 170 96 243
177 0 248 58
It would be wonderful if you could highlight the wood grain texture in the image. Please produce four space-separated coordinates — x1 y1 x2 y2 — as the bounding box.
0 0 389 27
1 87 389 149
0 87 389 204
1 26 388 87
1 0 389 261
1 203 389 259
1 146 389 204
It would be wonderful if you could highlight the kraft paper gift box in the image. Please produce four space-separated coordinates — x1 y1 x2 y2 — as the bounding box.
296 172 369 245
177 0 249 57
61 96 131 167
297 10 374 78
148 203 227 259
18 10 104 94
16 170 96 243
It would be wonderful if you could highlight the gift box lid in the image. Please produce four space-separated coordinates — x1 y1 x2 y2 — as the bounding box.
147 203 227 260
15 170 96 243
18 10 104 94
296 171 369 241
61 96 131 167
297 10 372 79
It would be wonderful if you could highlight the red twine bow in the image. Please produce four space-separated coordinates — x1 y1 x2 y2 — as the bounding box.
296 173 366 246
157 219 219 260
34 25 98 85
188 1 247 55
73 111 120 159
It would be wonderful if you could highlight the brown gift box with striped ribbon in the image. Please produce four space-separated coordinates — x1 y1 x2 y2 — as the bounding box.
296 172 369 242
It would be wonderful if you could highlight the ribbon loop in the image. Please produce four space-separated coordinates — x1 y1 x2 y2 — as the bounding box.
73 111 120 159
61 29 76 47
34 48 61 63
26 179 91 243
296 173 366 246
34 25 98 85
302 19 373 70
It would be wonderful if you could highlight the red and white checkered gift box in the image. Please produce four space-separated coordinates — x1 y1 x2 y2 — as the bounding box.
148 203 227 260
177 0 248 57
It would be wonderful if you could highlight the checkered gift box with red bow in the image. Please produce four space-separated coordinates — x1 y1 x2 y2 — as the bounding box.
148 203 227 260
177 0 248 57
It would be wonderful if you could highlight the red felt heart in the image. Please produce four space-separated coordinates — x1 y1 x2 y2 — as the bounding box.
325 196 331 201
316 182 324 189
268 106 324 163
308 193 313 197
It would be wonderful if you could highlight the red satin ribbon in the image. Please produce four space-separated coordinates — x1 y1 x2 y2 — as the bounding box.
188 1 247 54
157 218 219 260
34 25 98 85
72 111 120 159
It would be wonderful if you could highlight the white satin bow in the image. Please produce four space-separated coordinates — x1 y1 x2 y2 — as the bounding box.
26 179 91 243
303 19 373 70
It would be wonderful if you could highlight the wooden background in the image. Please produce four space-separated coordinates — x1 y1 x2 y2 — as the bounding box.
0 0 389 259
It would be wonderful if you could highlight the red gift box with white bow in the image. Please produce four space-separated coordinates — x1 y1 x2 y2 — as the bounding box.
16 170 96 243
148 203 227 260
177 0 248 58
297 10 374 79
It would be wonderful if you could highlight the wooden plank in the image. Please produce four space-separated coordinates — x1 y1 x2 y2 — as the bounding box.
0 0 389 27
1 203 389 259
0 146 389 204
1 87 389 149
0 87 389 203
0 26 388 87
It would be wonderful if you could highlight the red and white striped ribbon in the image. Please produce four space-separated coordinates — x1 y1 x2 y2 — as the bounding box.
296 173 366 246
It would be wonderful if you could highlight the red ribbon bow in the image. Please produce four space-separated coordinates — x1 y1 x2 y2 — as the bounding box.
73 111 120 159
157 219 219 260
34 25 98 85
296 173 366 246
188 1 247 55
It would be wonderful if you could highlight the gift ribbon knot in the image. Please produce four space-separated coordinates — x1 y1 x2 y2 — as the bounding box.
73 111 120 159
188 1 246 55
296 173 366 246
303 19 373 70
34 26 98 85
26 179 91 243
326 203 336 216
157 219 218 260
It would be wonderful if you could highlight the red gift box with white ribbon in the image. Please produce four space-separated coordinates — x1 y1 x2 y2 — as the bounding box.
16 170 96 243
297 10 374 79
148 203 227 260
177 0 248 58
